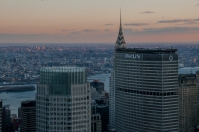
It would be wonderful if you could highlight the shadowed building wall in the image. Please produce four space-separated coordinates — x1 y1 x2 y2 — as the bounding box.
20 100 36 132
179 74 198 132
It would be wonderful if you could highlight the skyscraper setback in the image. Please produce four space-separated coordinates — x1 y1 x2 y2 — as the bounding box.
36 67 91 132
111 11 179 131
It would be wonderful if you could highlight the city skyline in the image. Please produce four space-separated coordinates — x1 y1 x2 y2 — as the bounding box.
1 0 199 43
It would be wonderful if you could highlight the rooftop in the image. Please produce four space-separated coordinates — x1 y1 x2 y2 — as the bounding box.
40 66 85 73
116 48 177 54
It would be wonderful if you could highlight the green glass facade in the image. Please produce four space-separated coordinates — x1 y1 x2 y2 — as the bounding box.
40 67 86 95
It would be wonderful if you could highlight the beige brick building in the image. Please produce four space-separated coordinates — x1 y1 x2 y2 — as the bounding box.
179 74 198 132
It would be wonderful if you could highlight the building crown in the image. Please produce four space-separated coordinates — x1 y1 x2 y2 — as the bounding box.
115 9 126 49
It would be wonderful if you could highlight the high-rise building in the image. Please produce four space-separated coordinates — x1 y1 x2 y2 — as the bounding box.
0 100 2 132
113 11 179 132
91 100 101 132
178 74 198 132
90 80 104 94
2 105 13 132
36 67 91 132
109 70 115 129
96 105 109 132
20 100 36 132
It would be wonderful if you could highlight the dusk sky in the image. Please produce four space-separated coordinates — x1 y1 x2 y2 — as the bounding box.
1 0 199 43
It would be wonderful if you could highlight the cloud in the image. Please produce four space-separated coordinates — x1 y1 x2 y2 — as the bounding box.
194 3 199 7
105 23 113 26
71 31 81 34
142 27 199 33
141 11 154 14
122 27 199 35
158 18 199 23
104 29 113 32
123 28 138 34
60 29 73 32
83 29 100 32
124 23 150 26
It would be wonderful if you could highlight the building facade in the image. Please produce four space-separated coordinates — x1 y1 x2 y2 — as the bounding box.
91 100 101 132
109 70 115 129
36 67 91 132
90 80 104 94
20 100 36 132
179 74 198 132
0 100 2 132
113 11 179 132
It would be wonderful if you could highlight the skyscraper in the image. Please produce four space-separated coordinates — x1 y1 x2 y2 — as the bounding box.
109 70 115 129
91 100 101 132
36 67 91 132
178 74 198 131
90 80 104 94
113 11 179 132
20 100 36 132
0 100 2 132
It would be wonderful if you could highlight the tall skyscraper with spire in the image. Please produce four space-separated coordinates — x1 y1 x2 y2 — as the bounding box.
109 10 126 130
111 10 179 132
115 10 126 49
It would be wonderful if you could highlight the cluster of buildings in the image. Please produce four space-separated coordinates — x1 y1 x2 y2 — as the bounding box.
1 14 199 132
0 46 113 85
0 67 109 132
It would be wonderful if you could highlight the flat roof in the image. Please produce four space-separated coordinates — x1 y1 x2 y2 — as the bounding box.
116 48 177 53
40 66 85 73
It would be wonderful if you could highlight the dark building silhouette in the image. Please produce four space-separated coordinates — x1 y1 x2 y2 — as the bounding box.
96 105 109 132
90 80 104 94
0 100 2 132
179 74 198 132
2 105 12 132
18 107 21 118
13 118 21 132
91 101 102 132
20 100 36 132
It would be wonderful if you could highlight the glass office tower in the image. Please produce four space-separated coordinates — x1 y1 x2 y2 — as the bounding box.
36 67 91 132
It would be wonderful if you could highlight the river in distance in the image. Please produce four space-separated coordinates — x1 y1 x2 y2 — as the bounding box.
0 73 110 116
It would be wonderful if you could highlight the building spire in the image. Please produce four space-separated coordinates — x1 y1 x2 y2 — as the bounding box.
120 8 122 28
115 9 126 49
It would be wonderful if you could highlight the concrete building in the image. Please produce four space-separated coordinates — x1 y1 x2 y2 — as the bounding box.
91 88 100 100
179 74 198 132
2 105 12 132
178 74 198 132
36 67 91 132
20 100 36 132
0 100 2 132
90 80 104 94
91 100 101 132
96 105 109 132
109 70 115 129
113 11 179 132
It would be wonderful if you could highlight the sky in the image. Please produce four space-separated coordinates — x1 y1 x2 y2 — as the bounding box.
0 0 199 43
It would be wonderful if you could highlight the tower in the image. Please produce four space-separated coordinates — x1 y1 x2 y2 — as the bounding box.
115 10 126 49
109 10 126 130
113 12 179 131
0 100 2 132
36 67 91 132
20 100 36 132
178 74 198 131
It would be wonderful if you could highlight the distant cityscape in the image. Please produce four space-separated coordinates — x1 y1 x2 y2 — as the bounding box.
1 13 199 132
0 44 199 86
